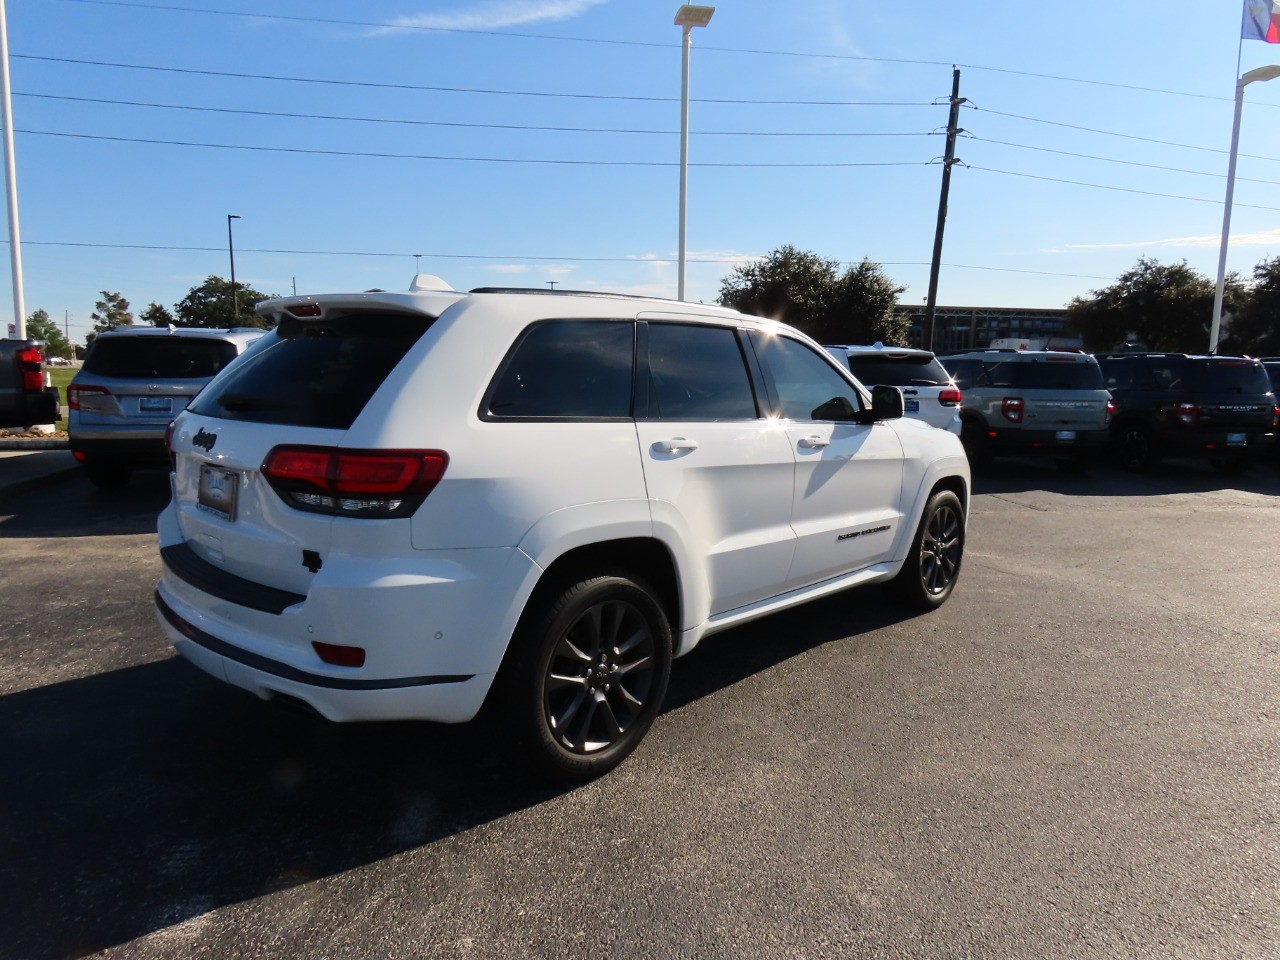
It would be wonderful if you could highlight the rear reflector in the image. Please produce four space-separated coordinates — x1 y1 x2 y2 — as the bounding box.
262 446 448 518
312 641 366 668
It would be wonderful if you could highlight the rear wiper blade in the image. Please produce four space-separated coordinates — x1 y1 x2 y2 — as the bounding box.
907 378 942 386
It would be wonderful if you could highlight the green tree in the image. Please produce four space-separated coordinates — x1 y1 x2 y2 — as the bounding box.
90 291 133 337
173 275 275 329
25 308 72 358
718 245 907 344
1065 258 1244 353
1220 256 1280 356
141 301 176 327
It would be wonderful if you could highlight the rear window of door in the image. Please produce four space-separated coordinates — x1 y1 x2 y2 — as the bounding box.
485 319 634 420
85 337 237 379
644 323 758 420
189 312 432 429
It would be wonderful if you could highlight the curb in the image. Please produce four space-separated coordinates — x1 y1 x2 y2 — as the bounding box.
0 438 70 450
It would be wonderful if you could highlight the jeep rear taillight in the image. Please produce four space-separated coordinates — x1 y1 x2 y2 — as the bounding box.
1175 402 1199 426
939 388 962 407
261 446 448 518
16 347 43 392
67 383 110 410
1001 397 1024 423
1106 399 1115 425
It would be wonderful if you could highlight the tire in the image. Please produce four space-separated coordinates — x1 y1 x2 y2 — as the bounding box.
83 457 132 489
500 571 673 781
1209 456 1251 475
891 490 965 611
1115 423 1158 473
959 419 991 467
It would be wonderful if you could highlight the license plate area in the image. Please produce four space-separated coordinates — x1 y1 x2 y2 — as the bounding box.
139 396 173 414
1055 430 1077 442
1226 432 1247 446
904 399 920 413
197 463 239 521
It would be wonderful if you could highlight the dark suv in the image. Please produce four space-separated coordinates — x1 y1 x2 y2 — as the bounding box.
1098 353 1278 473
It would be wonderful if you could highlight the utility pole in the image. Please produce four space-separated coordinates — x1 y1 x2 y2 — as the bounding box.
924 68 965 351
0 0 25 340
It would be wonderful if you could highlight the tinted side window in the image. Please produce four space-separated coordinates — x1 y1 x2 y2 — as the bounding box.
646 323 757 420
751 333 861 421
191 313 431 429
1101 358 1133 391
487 320 634 419
86 337 237 379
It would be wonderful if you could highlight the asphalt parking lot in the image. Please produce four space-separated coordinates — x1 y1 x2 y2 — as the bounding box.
2 460 1277 960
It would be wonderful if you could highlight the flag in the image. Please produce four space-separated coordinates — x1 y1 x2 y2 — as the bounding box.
1243 0 1280 42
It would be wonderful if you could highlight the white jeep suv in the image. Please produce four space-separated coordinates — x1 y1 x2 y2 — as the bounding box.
155 280 970 778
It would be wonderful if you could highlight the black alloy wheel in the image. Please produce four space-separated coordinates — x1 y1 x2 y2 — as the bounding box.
892 489 965 610
504 572 672 780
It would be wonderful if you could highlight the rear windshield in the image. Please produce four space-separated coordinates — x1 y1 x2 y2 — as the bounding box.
1190 359 1273 395
85 336 237 379
845 354 951 387
189 312 432 429
985 358 1104 390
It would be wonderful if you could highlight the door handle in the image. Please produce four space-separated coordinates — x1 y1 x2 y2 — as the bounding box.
656 437 699 453
798 436 830 449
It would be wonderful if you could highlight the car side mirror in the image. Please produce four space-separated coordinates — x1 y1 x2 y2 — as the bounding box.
856 384 904 424
810 395 858 421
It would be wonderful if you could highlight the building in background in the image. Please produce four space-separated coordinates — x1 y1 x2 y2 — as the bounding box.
897 304 1079 353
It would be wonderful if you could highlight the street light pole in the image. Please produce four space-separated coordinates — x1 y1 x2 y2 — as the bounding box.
227 214 241 325
675 5 714 302
1210 64 1280 353
0 0 25 340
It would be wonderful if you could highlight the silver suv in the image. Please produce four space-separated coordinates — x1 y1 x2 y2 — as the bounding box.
68 326 264 487
940 350 1112 472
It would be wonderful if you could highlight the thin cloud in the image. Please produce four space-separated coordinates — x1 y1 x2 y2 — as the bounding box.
488 264 530 274
1052 228 1280 252
382 0 607 33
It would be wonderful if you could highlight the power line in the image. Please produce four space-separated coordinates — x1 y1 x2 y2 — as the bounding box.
969 166 1280 211
968 105 1280 161
17 129 934 168
13 92 939 138
968 135 1280 185
12 55 935 107
55 0 1264 104
6 237 1115 279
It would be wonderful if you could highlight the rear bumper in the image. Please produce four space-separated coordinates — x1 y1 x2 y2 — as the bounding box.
157 591 493 723
1151 427 1276 459
984 427 1109 456
154 508 541 723
69 420 169 465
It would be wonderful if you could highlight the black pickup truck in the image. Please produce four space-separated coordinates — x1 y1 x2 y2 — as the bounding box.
0 339 60 428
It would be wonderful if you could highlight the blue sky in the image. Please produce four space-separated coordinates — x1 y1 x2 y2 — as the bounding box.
5 0 1280 344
